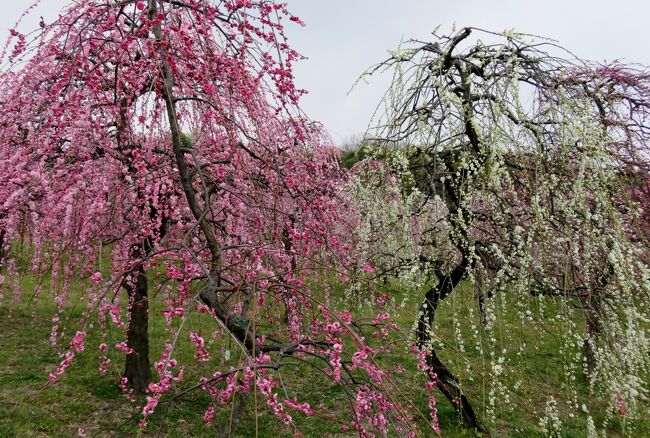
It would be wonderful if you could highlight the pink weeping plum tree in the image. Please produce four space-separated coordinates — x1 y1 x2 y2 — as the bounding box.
0 1 439 436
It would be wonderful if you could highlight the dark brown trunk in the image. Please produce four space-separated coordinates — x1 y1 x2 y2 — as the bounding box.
427 346 487 433
124 264 151 394
416 262 488 434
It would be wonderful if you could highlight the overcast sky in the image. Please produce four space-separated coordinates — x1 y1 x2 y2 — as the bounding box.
3 1 649 145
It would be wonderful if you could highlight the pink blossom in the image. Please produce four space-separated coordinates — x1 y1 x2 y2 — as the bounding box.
142 396 159 416
71 331 86 353
189 331 210 362
203 403 216 424
284 398 314 416
98 356 111 374
89 272 102 284
115 342 134 355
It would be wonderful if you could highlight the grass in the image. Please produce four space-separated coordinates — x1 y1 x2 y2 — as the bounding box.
1 274 649 437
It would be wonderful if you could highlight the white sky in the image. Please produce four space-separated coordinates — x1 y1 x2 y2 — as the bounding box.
2 1 649 145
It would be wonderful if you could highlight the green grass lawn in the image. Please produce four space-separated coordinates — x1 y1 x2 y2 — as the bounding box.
1 276 649 437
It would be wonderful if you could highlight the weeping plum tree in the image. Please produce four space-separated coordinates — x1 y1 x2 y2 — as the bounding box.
0 1 453 436
0 0 320 397
352 27 650 433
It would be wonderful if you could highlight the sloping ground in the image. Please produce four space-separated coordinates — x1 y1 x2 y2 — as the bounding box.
1 282 649 437
0 297 353 437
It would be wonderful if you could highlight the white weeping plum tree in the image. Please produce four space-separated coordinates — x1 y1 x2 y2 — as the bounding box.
351 27 650 434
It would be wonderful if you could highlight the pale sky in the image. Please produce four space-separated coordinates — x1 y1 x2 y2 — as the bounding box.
2 1 649 145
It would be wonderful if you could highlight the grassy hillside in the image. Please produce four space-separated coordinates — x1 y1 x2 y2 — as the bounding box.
1 275 648 437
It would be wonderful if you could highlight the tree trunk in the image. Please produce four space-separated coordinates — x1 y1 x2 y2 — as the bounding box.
416 263 488 434
124 264 151 394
